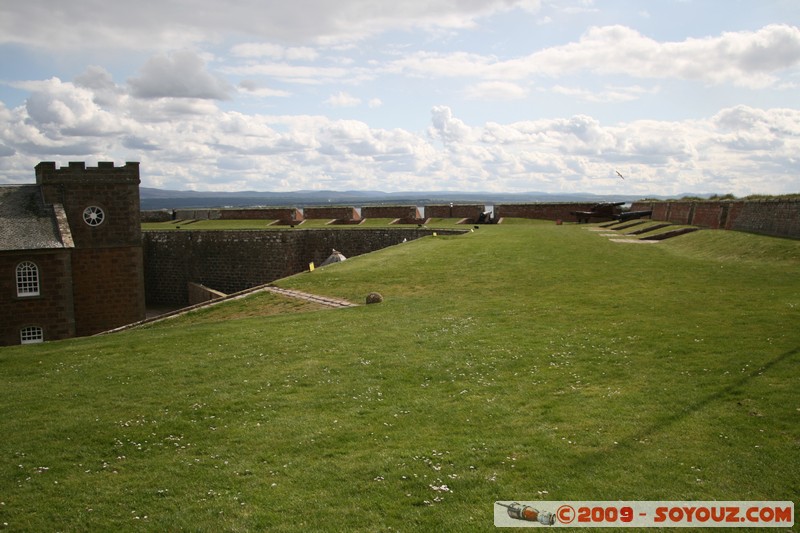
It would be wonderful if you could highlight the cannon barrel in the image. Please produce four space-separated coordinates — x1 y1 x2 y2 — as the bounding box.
617 210 653 222
476 210 494 224
572 201 625 223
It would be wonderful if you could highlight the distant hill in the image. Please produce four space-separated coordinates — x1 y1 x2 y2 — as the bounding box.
139 188 687 210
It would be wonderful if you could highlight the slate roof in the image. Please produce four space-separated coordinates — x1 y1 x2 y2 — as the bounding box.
0 185 68 251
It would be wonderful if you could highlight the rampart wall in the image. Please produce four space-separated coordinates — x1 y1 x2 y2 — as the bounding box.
142 210 173 222
425 204 485 219
219 208 301 221
304 206 360 220
173 209 220 220
147 202 606 223
143 228 463 306
631 200 799 239
495 203 598 221
360 205 421 219
144 200 798 239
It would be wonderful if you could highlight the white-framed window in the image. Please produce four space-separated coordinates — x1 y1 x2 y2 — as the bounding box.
20 326 44 344
16 261 40 297
83 206 105 226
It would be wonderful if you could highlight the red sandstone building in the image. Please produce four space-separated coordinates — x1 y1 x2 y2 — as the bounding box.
0 162 145 346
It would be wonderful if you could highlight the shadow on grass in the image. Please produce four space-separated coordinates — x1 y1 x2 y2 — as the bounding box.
572 346 799 469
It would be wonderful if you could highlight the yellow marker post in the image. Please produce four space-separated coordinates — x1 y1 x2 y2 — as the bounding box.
309 262 315 272
432 232 437 237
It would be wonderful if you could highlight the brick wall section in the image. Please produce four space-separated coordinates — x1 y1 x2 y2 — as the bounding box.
143 229 464 306
361 206 421 219
495 203 598 221
724 202 745 230
730 201 800 238
70 247 146 336
667 202 693 225
142 210 173 222
691 202 728 228
303 207 360 220
0 250 75 345
630 200 799 238
174 209 222 220
651 203 670 221
219 208 301 221
425 204 485 218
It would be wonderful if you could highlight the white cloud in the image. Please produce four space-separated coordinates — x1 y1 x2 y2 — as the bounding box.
465 81 528 100
325 92 362 107
128 51 233 100
389 51 497 78
230 43 320 61
22 77 127 137
0 0 542 50
73 66 125 107
224 63 354 85
558 0 599 16
552 84 657 103
237 80 292 98
53 99 781 195
429 106 475 145
390 24 800 88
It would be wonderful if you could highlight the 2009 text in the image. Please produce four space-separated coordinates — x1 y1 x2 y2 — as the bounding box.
495 501 794 528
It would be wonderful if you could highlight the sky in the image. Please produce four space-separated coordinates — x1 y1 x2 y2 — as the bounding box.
1 0 799 197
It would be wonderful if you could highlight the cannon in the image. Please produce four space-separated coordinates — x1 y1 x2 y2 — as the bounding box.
476 211 494 224
571 202 624 223
616 210 653 222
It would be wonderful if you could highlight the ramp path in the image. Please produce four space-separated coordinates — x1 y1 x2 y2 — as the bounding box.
262 286 358 308
101 284 357 334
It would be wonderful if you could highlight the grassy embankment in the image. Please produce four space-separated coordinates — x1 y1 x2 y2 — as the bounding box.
1 221 798 531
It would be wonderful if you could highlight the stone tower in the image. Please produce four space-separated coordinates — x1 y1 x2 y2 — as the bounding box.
36 161 145 336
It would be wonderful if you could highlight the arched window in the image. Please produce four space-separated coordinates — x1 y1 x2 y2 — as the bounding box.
20 326 44 344
16 261 40 297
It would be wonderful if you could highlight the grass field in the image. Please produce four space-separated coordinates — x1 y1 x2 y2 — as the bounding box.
1 222 798 531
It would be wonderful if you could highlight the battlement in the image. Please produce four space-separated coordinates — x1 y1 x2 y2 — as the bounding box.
35 161 140 184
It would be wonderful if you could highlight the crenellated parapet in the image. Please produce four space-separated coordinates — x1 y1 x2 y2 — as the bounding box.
35 161 140 185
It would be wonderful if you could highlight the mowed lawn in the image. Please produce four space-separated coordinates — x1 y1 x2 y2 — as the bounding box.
0 222 797 531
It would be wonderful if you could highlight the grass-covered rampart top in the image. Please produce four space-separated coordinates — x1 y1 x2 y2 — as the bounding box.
1 221 798 531
638 193 800 201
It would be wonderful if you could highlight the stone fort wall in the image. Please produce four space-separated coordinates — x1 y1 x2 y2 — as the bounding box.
494 203 598 221
143 228 463 306
143 202 602 223
631 200 800 239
